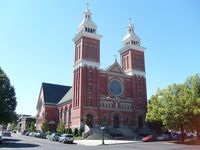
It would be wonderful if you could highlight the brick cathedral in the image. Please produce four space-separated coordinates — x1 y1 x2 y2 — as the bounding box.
36 6 147 132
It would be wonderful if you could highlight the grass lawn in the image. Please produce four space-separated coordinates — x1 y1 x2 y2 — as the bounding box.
74 136 82 140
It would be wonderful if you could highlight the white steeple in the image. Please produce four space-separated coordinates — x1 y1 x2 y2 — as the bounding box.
123 18 140 47
119 18 145 53
73 3 102 42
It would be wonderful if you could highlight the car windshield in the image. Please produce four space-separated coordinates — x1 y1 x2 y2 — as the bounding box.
66 135 73 137
55 133 61 136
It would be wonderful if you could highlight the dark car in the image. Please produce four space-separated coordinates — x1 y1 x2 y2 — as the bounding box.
142 135 156 142
0 136 2 144
3 131 11 137
59 134 74 144
21 130 28 135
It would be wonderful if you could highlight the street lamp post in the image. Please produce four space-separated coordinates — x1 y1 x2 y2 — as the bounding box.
101 126 105 145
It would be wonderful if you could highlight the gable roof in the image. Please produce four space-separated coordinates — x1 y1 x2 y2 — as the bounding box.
42 82 71 104
58 87 73 105
106 60 125 75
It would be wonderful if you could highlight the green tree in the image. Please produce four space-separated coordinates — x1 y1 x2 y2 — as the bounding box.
185 74 200 138
57 121 65 134
41 121 49 132
8 122 17 131
147 83 196 141
29 122 36 132
0 67 17 123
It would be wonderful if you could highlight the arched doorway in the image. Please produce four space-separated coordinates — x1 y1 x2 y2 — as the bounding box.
48 121 56 131
86 114 93 128
138 115 143 129
113 114 119 128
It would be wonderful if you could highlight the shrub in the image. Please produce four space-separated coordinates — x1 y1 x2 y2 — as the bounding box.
74 128 79 136
79 128 84 137
68 128 73 134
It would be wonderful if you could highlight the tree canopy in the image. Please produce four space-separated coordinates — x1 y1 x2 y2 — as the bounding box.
146 74 200 140
0 67 17 124
41 121 49 132
56 121 65 134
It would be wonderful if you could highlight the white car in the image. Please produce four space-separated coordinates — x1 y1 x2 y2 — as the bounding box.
157 134 170 141
59 134 74 144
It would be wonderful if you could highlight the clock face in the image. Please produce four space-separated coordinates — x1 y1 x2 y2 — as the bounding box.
109 79 123 97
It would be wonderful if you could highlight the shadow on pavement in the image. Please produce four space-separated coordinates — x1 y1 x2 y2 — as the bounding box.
0 138 40 148
2 138 21 142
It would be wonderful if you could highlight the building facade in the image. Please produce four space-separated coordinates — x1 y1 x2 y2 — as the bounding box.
36 6 147 131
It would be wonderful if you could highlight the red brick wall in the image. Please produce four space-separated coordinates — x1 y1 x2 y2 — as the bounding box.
99 74 107 95
45 106 57 122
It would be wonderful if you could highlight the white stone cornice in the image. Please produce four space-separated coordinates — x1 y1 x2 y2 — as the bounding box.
73 59 100 70
119 44 146 54
100 70 131 78
73 30 102 43
125 69 146 77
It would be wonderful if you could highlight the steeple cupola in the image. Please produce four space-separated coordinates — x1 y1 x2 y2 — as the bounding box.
119 19 146 77
123 18 141 47
119 18 145 54
73 4 102 43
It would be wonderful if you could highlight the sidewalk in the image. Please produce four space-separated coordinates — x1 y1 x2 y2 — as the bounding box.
75 139 140 146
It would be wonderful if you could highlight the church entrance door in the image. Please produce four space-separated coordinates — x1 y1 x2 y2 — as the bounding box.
86 114 93 128
138 115 143 129
113 114 119 128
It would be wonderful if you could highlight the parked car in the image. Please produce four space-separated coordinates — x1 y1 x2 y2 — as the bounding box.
35 131 41 137
29 132 36 137
12 130 16 133
0 136 2 144
21 130 28 135
49 133 61 141
142 135 156 142
171 132 180 140
3 131 11 137
157 134 170 141
26 132 30 136
38 132 48 139
59 134 74 144
46 134 51 140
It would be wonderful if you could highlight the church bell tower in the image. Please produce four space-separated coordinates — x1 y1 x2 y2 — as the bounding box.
72 4 102 128
119 19 147 129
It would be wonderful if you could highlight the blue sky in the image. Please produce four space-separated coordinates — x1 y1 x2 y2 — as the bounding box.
0 0 200 116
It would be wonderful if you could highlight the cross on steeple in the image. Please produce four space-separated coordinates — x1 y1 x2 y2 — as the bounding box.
86 2 90 10
114 54 117 62
129 17 132 25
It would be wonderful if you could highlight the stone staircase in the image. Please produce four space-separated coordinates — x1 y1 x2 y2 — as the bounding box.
85 127 113 140
83 127 139 140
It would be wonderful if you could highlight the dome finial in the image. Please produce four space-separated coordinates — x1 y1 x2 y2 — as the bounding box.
86 2 90 11
128 17 132 26
127 17 134 34
114 54 117 62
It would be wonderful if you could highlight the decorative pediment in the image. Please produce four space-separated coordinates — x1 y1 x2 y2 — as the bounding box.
106 60 125 75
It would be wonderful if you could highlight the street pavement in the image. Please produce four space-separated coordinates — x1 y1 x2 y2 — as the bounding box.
0 133 200 150
76 139 138 146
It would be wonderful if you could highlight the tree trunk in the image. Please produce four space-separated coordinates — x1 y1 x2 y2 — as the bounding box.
180 125 184 142
197 130 200 139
